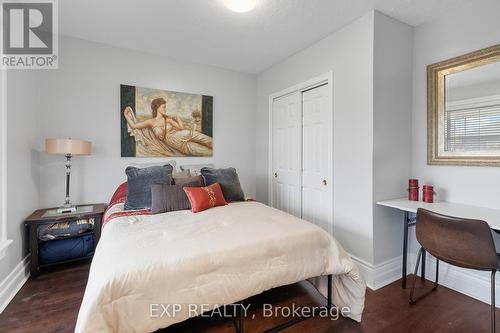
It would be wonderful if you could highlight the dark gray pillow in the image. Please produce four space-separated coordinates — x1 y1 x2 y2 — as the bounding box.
150 181 201 214
200 167 245 202
125 164 173 210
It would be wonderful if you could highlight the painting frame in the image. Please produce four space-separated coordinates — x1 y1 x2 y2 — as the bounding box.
120 84 213 157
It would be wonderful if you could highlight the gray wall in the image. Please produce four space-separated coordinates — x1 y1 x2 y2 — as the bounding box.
256 11 414 267
4 0 498 296
405 0 500 293
0 70 41 282
38 37 257 208
0 36 257 289
372 12 413 263
256 12 376 263
412 0 500 209
256 11 413 265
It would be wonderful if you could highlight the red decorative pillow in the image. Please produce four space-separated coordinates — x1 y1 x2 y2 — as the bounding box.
183 183 228 213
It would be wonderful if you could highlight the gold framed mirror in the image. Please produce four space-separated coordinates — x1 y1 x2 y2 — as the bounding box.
428 44 500 166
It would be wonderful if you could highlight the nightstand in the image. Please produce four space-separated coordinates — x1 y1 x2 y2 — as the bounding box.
25 203 106 278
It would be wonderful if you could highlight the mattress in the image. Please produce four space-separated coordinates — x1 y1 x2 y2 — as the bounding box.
76 201 365 332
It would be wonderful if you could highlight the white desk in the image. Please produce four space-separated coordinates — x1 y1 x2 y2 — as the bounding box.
377 198 500 289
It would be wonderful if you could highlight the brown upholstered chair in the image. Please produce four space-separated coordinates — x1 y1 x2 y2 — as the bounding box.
409 208 500 332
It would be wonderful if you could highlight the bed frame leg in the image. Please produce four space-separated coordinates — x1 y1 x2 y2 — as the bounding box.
239 301 244 333
233 301 244 333
236 274 334 333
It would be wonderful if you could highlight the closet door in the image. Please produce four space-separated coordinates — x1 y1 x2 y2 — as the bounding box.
302 84 331 232
271 92 302 217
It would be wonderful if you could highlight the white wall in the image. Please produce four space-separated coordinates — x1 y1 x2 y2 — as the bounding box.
38 37 257 208
405 0 500 304
0 70 40 285
256 12 375 263
4 0 497 304
0 69 5 248
412 0 500 208
256 11 414 282
372 12 413 264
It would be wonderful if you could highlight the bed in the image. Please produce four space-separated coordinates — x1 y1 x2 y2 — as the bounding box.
75 184 366 332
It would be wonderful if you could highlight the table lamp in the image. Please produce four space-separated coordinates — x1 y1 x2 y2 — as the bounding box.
45 138 92 213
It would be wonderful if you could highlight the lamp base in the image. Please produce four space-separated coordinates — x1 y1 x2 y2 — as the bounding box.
57 206 77 214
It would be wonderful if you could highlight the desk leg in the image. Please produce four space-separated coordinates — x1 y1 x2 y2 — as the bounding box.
402 211 409 289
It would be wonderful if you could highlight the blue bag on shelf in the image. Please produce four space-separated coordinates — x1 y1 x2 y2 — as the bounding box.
39 234 95 265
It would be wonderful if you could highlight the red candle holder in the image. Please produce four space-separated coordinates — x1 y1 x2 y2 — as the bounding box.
423 185 435 203
408 179 419 201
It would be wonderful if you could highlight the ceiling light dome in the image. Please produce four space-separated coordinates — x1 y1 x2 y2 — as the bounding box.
224 0 257 13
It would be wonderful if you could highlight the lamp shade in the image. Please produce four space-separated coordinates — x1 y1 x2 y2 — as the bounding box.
45 138 92 156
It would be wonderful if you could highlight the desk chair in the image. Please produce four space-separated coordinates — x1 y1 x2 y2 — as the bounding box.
409 208 499 333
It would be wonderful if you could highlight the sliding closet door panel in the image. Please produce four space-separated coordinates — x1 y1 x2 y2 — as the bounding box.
272 92 302 217
302 84 331 232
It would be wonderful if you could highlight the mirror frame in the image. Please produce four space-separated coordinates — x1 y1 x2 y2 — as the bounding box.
428 44 500 166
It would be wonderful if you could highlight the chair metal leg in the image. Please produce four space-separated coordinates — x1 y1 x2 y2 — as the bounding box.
421 249 426 281
492 270 496 333
433 259 439 290
409 247 423 304
410 249 441 305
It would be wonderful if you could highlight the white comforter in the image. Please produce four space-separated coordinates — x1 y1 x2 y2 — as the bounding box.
76 202 365 332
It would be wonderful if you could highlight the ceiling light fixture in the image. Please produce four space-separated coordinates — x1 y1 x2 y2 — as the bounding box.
224 0 257 13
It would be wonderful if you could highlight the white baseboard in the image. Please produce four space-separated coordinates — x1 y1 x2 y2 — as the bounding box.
407 252 500 308
350 254 402 290
0 255 30 313
350 251 500 307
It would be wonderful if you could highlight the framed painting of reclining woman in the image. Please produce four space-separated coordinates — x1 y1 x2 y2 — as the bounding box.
120 84 213 157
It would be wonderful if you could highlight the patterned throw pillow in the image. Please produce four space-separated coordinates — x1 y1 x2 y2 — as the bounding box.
183 183 228 213
200 167 245 202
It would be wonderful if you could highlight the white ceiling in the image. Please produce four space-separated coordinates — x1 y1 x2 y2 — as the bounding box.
59 0 472 74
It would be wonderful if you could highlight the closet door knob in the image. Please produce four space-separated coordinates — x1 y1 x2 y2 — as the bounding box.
274 172 278 178
322 179 327 186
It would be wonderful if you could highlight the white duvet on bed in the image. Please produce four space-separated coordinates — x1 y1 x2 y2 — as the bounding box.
76 201 365 332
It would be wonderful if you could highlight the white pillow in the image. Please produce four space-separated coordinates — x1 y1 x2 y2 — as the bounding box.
179 163 215 176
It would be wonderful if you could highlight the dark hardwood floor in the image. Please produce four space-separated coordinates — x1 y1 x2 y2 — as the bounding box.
0 262 496 332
